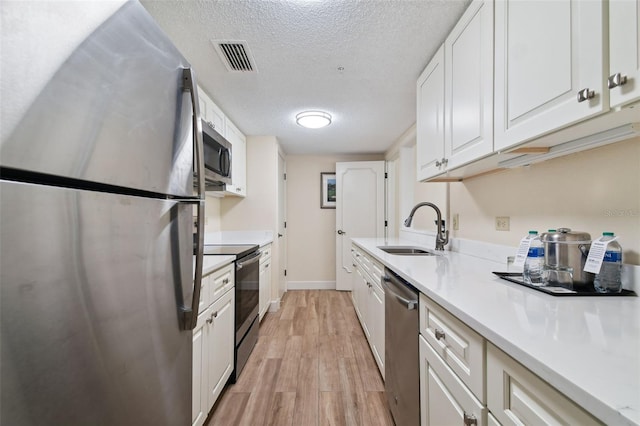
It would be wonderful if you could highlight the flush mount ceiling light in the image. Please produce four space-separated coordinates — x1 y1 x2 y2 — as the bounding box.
296 111 332 129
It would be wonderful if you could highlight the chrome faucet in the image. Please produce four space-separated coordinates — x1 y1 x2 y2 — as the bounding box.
404 202 449 251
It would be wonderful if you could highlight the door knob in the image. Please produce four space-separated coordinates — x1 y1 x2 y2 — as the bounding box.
337 230 346 235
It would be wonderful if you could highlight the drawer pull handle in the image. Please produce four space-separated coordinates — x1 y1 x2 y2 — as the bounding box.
206 316 213 324
212 311 218 318
435 328 446 341
608 73 628 89
577 88 595 103
463 413 477 426
223 278 229 284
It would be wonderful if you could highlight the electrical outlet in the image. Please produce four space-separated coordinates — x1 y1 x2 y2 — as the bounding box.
452 214 459 231
495 216 510 231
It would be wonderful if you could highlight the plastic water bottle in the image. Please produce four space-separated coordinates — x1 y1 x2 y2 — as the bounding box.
523 231 545 286
594 232 622 293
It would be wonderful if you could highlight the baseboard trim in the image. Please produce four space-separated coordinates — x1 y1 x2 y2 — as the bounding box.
286 281 336 290
269 298 280 312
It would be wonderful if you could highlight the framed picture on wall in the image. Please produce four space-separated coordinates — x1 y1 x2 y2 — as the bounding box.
320 172 336 209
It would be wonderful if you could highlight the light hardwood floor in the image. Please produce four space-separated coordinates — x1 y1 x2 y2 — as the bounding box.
207 290 395 426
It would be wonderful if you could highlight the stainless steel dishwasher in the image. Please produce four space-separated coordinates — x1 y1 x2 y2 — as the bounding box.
382 268 420 426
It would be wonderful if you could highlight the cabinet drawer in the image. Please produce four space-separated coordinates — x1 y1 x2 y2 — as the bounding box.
209 263 234 304
419 293 485 402
487 343 602 426
420 334 486 426
260 244 271 260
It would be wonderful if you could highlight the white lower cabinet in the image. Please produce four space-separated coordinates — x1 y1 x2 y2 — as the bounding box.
486 343 601 426
192 264 235 426
259 244 272 321
420 334 486 426
350 243 384 376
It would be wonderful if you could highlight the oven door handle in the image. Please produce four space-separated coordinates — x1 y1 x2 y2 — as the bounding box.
236 251 262 270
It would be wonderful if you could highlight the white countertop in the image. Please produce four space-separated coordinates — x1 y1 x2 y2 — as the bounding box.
204 230 273 247
193 255 235 278
353 237 640 426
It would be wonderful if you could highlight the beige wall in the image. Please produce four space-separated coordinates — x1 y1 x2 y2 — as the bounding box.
448 136 640 264
220 136 279 232
219 136 282 299
204 196 222 232
286 154 383 283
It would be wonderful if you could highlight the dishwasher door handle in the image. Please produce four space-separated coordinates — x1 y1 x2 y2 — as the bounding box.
382 276 418 310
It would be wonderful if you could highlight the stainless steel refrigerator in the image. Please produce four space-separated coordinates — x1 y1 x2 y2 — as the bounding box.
0 2 206 425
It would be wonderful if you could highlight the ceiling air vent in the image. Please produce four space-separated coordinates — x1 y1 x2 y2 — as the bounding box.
212 40 256 72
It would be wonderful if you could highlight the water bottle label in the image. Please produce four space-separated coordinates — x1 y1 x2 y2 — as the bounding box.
527 247 544 257
514 236 533 268
584 236 620 273
603 251 622 262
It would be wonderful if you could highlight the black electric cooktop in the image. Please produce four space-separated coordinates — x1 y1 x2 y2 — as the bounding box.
201 244 259 258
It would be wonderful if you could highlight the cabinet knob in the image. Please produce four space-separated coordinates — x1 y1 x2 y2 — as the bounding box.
463 413 477 426
434 328 446 341
212 311 218 318
577 88 595 103
223 278 229 284
435 160 442 167
608 73 628 89
337 230 346 235
206 316 213 324
236 187 241 192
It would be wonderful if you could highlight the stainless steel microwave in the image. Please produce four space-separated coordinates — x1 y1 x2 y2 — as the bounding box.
200 119 232 190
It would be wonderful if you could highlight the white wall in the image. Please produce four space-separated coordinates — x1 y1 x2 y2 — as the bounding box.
286 154 383 285
450 136 640 264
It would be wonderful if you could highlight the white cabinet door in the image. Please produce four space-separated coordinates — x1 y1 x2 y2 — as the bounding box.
192 307 209 426
206 288 235 410
259 246 272 321
445 0 493 169
420 335 486 426
494 0 606 151
224 119 247 197
609 0 640 108
197 86 226 137
354 266 370 338
335 161 385 290
370 282 385 377
487 343 600 426
416 45 446 181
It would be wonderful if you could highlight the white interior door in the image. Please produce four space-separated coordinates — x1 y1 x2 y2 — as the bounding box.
277 152 287 298
335 161 385 291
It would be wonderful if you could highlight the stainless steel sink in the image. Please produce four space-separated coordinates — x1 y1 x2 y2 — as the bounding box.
377 246 439 256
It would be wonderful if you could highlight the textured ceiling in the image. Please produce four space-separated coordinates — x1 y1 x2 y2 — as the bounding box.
141 0 470 155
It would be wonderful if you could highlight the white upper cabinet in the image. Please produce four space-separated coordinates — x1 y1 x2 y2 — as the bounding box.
608 0 640 108
224 119 247 197
417 45 445 181
197 87 226 138
494 0 607 151
416 0 493 181
444 0 494 169
197 85 247 197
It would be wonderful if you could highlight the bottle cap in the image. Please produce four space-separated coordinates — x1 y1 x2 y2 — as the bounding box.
528 230 538 234
603 232 614 236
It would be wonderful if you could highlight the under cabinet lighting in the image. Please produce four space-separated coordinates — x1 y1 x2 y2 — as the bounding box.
296 111 332 129
498 123 640 168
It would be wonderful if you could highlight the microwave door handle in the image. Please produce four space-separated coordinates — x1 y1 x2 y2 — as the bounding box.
181 67 204 331
221 148 231 177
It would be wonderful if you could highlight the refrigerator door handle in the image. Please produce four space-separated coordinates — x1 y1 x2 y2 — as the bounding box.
181 67 205 330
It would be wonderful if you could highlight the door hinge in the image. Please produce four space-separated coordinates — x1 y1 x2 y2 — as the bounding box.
284 173 287 180
284 221 287 229
385 220 388 227
385 172 388 178
284 269 287 277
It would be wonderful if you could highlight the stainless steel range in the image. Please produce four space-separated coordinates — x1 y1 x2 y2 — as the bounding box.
202 244 260 382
